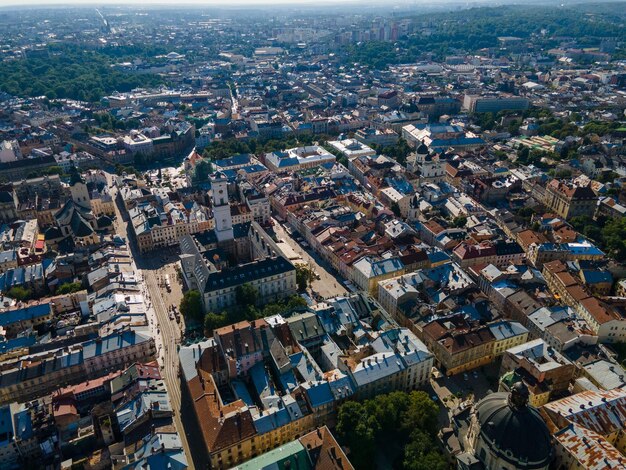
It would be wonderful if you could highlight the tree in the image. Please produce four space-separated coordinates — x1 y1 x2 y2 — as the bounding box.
402 391 439 433
403 430 448 470
204 312 227 335
336 401 377 469
336 391 444 470
0 43 164 102
452 216 467 228
597 171 619 184
516 206 535 225
601 217 626 262
6 286 32 301
295 263 315 292
193 160 212 182
390 202 402 218
507 119 520 136
180 290 204 323
517 146 530 162
57 282 83 295
476 112 496 131
235 283 257 307
381 138 412 166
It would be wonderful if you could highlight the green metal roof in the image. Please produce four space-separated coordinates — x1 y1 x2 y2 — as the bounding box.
231 440 311 470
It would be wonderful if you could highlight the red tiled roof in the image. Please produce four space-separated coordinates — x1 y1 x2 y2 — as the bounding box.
189 371 257 453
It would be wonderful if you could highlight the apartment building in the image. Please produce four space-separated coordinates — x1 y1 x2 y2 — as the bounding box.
452 240 525 268
542 390 626 470
338 328 433 400
543 260 626 342
203 256 297 312
352 256 405 296
0 329 155 405
180 290 432 469
462 94 530 113
130 200 212 253
421 315 528 376
265 146 335 172
543 179 598 220
500 339 576 407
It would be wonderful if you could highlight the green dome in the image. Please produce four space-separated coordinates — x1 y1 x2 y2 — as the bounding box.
475 382 552 469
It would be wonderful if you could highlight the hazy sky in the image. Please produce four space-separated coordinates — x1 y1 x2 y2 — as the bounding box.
0 0 368 5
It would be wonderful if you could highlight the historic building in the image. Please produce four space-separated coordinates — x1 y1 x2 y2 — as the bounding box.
543 179 598 220
459 382 553 470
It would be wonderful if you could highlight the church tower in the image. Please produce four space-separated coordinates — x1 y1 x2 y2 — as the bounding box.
211 171 234 242
69 170 92 210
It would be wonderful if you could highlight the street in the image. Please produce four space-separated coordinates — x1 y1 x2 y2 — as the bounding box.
271 217 348 299
106 171 194 469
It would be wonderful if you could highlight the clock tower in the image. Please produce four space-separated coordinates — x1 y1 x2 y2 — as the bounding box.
211 172 234 242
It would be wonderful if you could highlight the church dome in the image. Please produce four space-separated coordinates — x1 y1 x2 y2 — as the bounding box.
0 191 13 203
97 215 113 228
416 141 429 155
69 169 85 187
475 382 552 469
44 226 63 240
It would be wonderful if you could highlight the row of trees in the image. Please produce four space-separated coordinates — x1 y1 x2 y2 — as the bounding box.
4 280 83 302
336 391 447 470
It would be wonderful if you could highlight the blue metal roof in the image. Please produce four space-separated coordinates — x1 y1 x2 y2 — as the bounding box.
278 370 298 392
302 381 334 408
580 269 613 284
250 361 275 399
427 251 451 264
0 406 12 446
214 154 252 169
0 335 36 355
13 408 32 440
0 303 51 327
231 379 255 406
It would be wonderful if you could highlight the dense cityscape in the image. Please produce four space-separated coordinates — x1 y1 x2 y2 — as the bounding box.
0 2 624 469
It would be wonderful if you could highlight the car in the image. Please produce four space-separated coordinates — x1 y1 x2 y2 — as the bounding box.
472 370 479 379
463 373 469 381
